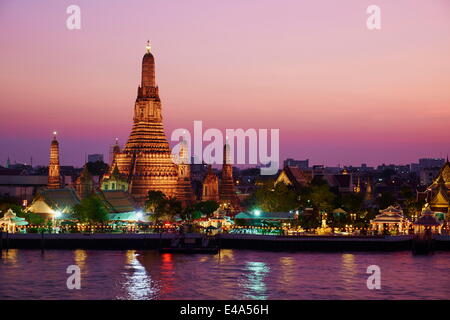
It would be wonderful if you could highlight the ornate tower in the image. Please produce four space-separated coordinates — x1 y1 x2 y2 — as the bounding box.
354 176 361 193
202 165 219 202
47 132 62 189
75 165 94 200
113 42 178 204
219 143 240 211
176 139 195 206
111 138 121 166
364 177 373 201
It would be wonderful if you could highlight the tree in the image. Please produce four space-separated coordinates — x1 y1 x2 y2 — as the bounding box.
194 201 219 217
301 184 335 214
0 196 22 215
298 213 321 231
158 197 182 222
86 161 109 176
146 191 181 223
376 191 396 209
254 180 298 212
73 196 108 224
145 190 166 213
340 193 364 214
28 212 45 225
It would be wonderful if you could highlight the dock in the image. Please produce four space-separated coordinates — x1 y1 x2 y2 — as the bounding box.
1 233 445 252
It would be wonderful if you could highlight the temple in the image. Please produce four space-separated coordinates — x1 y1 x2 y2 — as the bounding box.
202 165 219 202
424 159 450 215
111 42 179 204
47 132 62 189
219 143 240 212
175 138 195 206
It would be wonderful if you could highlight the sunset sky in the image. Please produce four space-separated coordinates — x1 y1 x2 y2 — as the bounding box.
1 0 449 168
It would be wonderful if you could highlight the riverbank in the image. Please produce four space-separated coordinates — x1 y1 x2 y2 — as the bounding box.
2 233 450 252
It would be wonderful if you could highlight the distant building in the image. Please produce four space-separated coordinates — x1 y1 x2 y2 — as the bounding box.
276 166 310 188
419 158 445 169
0 175 48 204
283 158 309 169
420 168 441 186
411 158 445 173
87 154 104 163
377 164 410 174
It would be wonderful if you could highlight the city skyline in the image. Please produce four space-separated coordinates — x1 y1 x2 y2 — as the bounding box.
1 0 449 168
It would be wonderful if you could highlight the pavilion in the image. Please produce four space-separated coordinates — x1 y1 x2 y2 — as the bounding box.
370 206 409 234
413 204 442 236
0 209 28 233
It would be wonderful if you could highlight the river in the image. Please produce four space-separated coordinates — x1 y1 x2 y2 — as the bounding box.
0 249 449 299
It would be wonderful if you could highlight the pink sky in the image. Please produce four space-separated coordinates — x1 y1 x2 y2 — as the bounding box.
1 0 449 168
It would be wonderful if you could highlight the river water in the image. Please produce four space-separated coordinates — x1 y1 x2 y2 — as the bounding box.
0 249 449 299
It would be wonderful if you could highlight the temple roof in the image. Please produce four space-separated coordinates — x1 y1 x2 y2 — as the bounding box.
432 161 450 185
413 206 442 226
371 206 406 223
277 166 309 187
34 188 81 212
97 190 137 213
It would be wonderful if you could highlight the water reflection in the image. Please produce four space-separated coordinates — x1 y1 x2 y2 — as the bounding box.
340 254 356 284
119 250 158 300
159 253 175 297
242 261 270 300
279 256 295 285
2 249 18 264
74 249 87 277
218 249 235 263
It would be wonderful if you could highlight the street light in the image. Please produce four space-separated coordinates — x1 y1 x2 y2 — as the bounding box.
253 209 261 216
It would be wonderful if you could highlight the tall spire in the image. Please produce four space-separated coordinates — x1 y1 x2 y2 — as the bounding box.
223 140 232 165
141 40 156 88
176 137 195 206
179 138 189 165
48 131 61 189
364 176 373 201
202 165 219 202
113 44 179 204
219 143 240 213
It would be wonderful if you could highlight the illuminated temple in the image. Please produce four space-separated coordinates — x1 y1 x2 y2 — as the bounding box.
110 43 183 204
47 132 61 189
425 159 450 215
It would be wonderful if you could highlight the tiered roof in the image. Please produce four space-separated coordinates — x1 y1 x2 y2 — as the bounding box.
371 206 406 224
413 206 442 227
